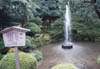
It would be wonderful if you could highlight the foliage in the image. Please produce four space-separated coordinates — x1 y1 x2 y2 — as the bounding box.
24 23 41 33
35 0 64 32
0 36 5 51
43 34 51 41
32 37 43 47
0 52 37 69
1 0 100 44
33 17 43 25
47 17 64 42
37 0 62 18
0 0 66 43
19 36 37 52
52 64 78 69
32 50 43 61
69 0 100 41
0 0 37 21
8 48 15 53
0 0 39 28
72 13 100 41
0 36 9 54
97 56 100 64
0 54 4 60
20 34 51 52
34 33 51 47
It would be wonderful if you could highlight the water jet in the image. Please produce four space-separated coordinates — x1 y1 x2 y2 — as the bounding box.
62 2 73 49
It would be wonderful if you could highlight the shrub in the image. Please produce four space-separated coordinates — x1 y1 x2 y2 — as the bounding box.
33 37 43 47
47 17 64 42
72 14 100 41
24 23 41 33
33 33 51 47
26 36 37 49
8 48 15 53
43 34 51 41
0 52 37 69
19 36 37 52
0 54 4 60
19 34 51 52
52 64 78 69
42 33 51 45
97 56 100 64
0 36 9 54
32 50 43 61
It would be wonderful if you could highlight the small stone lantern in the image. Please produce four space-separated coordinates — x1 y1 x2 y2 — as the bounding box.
0 26 30 47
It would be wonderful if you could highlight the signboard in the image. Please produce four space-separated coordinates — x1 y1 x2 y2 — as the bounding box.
0 26 30 47
0 26 30 69
3 30 25 47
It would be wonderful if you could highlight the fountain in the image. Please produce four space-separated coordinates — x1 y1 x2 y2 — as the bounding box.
62 2 73 49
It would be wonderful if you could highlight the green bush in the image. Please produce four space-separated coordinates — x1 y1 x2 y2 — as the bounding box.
47 17 64 42
40 33 51 45
19 36 37 52
0 36 9 54
52 64 78 69
0 54 4 60
33 17 43 25
32 50 43 61
0 52 37 69
20 34 51 52
97 56 100 64
26 36 37 49
0 37 5 52
33 37 43 47
43 34 51 41
24 23 41 33
33 34 51 47
72 14 100 41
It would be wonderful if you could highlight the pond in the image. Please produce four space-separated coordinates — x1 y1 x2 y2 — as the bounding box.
38 42 100 69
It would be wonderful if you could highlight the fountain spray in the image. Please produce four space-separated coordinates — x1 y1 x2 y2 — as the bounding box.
62 2 73 49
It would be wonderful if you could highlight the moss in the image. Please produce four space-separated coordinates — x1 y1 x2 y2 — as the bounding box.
52 64 78 69
0 52 37 69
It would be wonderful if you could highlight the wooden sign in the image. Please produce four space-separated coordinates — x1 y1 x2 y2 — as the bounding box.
3 30 26 47
0 26 30 47
0 26 30 69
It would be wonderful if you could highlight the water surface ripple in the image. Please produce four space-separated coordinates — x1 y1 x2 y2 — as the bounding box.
38 42 100 69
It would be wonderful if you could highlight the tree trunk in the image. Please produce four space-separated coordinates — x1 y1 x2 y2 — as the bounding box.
92 0 100 19
21 20 25 27
42 20 46 32
94 5 100 19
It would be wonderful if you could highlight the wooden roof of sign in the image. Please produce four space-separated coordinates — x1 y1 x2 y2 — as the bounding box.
0 26 30 34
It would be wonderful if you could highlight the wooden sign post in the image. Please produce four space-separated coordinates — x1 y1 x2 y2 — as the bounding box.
0 26 30 69
15 47 20 69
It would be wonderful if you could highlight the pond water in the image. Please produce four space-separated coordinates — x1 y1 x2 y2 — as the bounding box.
38 42 100 69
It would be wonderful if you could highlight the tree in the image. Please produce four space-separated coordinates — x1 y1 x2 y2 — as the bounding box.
0 0 38 28
70 0 100 19
36 0 63 30
69 0 100 41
